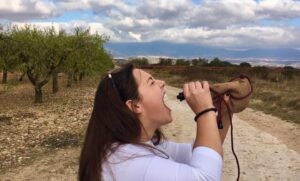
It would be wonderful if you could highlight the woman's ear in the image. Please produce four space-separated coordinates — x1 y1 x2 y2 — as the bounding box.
125 100 142 114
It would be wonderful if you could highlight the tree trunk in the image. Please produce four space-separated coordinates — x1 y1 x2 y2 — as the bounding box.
79 72 84 81
52 71 59 93
67 72 73 87
2 69 8 84
73 72 78 83
34 87 43 103
26 69 49 103
19 72 26 81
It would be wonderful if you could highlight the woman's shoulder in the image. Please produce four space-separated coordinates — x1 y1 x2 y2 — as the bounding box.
105 140 176 165
102 142 169 181
106 142 157 161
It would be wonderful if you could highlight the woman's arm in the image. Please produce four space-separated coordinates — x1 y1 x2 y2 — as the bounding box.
162 87 232 163
145 146 223 181
158 141 193 163
194 111 222 156
183 81 223 157
161 97 232 164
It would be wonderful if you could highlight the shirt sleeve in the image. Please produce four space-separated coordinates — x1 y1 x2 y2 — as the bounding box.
157 140 194 164
144 146 223 181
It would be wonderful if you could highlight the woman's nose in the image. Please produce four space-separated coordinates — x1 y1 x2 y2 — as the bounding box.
159 80 165 88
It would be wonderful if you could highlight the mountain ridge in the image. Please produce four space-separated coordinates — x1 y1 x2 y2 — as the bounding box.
105 41 300 60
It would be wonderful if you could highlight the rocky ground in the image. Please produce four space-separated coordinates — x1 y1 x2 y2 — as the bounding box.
0 80 299 181
0 77 95 175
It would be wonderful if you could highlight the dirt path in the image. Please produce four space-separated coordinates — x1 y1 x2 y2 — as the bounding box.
1 86 300 181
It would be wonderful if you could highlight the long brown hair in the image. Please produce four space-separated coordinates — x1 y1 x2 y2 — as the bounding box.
79 63 166 181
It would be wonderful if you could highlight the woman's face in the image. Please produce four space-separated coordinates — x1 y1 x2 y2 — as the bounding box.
133 68 172 127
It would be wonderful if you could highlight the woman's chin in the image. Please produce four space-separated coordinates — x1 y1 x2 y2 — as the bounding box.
164 104 172 112
158 117 172 127
164 116 173 124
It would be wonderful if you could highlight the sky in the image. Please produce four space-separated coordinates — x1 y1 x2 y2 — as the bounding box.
0 0 300 52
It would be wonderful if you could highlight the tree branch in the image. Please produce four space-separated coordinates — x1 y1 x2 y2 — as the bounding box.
26 69 36 85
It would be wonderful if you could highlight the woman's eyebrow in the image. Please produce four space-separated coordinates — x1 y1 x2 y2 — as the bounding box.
147 76 153 84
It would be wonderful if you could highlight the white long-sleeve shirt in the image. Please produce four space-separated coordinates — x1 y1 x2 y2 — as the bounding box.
102 140 223 181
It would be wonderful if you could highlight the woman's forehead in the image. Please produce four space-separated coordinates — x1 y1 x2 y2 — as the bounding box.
133 69 151 86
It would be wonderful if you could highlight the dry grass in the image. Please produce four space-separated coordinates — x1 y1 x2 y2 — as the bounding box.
251 79 300 123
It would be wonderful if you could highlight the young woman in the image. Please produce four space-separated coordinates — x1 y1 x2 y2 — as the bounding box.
79 63 232 181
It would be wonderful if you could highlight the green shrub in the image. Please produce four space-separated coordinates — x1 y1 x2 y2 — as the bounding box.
240 62 252 68
191 58 208 66
268 72 284 82
129 58 149 65
208 57 233 67
283 67 294 80
159 58 173 65
251 66 269 79
175 59 190 66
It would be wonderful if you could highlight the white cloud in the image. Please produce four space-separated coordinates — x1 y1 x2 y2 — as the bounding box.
137 0 191 19
1 0 300 49
128 31 141 41
8 20 300 50
11 22 60 32
0 0 59 21
89 22 115 35
57 0 90 11
136 26 299 49
10 21 119 41
257 0 300 20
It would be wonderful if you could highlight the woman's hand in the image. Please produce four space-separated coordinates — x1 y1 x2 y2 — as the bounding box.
183 81 214 114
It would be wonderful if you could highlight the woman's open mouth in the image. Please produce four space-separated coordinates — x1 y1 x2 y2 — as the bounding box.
163 93 171 111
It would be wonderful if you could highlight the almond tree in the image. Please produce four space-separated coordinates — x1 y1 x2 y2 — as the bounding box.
13 26 52 103
9 25 113 103
0 25 19 83
63 27 112 87
44 30 72 93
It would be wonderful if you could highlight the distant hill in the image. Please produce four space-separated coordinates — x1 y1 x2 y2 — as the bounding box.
105 41 300 60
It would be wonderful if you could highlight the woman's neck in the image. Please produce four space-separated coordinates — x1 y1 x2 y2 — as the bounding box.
140 131 153 142
139 116 160 142
140 124 157 142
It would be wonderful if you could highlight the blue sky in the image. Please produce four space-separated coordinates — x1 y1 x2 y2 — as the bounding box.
0 0 300 50
35 11 94 22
